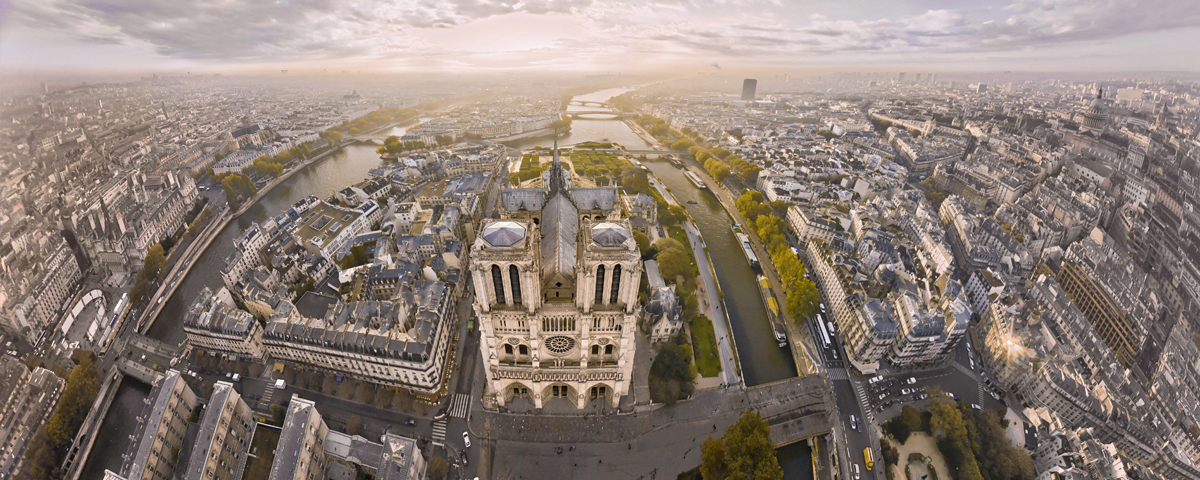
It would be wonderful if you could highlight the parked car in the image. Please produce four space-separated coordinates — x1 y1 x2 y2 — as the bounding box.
463 432 472 448
901 388 912 395
907 377 917 384
878 393 888 400
971 404 983 410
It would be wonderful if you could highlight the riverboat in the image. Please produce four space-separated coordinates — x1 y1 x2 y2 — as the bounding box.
684 171 707 189
735 232 759 269
757 276 788 347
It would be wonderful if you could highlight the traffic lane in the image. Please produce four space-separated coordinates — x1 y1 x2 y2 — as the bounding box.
833 378 874 479
448 416 479 479
872 363 1004 420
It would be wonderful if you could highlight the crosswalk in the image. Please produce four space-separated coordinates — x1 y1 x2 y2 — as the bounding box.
828 369 849 380
432 419 447 446
850 380 876 427
260 384 275 408
449 393 471 419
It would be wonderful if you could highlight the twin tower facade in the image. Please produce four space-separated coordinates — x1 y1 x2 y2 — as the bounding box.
469 144 642 410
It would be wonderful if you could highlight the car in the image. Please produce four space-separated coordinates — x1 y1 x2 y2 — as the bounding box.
971 404 983 410
849 414 857 430
901 388 911 395
918 393 928 400
989 390 1002 400
461 451 468 465
878 393 888 400
405 419 417 426
462 432 471 448
854 464 861 480
906 377 917 384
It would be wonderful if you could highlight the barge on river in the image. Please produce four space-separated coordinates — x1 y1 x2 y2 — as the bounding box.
685 171 707 189
757 275 788 347
731 223 760 270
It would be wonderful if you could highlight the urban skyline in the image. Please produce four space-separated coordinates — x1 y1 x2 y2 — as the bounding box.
1 3 1199 480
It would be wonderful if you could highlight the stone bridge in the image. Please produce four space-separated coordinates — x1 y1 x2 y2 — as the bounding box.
566 110 634 119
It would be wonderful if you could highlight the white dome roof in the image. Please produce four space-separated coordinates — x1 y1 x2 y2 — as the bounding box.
591 222 629 247
481 221 526 247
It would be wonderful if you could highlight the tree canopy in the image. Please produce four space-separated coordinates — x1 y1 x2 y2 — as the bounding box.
700 410 783 480
648 336 697 404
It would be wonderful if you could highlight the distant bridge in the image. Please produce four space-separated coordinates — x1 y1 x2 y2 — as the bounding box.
566 110 634 119
568 100 609 108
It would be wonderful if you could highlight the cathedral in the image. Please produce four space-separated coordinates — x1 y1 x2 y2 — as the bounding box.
469 141 642 410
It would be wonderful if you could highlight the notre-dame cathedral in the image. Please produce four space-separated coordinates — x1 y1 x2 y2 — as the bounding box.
469 141 642 410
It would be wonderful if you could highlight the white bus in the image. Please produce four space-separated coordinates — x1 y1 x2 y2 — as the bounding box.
815 317 831 348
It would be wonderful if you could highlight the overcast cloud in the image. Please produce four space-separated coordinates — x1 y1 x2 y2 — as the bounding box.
1 0 1197 74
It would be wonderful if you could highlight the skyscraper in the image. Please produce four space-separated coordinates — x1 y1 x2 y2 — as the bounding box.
741 78 757 101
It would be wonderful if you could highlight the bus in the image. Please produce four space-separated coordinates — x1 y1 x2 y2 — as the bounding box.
864 448 874 471
815 317 831 348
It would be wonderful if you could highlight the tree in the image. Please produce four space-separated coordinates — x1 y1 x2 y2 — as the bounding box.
648 339 696 404
337 378 358 399
355 381 376 404
656 248 689 283
392 389 414 412
428 456 449 480
269 404 287 426
621 166 650 194
881 438 901 466
705 159 731 182
345 414 362 436
633 231 651 256
375 387 395 409
144 244 166 280
700 410 783 480
325 131 343 149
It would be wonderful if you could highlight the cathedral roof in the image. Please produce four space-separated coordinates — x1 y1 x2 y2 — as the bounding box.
572 188 618 211
540 139 579 283
591 223 629 247
480 221 526 247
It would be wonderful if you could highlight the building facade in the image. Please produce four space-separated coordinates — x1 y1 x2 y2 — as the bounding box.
471 145 641 410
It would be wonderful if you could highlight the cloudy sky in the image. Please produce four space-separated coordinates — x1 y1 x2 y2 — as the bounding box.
1 0 1198 76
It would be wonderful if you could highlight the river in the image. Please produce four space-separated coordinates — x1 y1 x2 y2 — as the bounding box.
146 145 394 345
80 376 152 480
139 86 807 478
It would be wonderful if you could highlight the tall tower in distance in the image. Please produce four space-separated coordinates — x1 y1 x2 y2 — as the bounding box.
741 78 757 101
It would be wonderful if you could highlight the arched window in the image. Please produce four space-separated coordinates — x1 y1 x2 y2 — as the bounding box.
594 265 606 305
609 264 622 304
591 345 600 356
491 265 506 305
605 344 614 355
509 265 522 304
504 344 513 355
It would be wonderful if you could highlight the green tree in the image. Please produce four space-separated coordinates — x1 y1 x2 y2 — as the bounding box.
705 159 731 182
633 231 651 256
269 404 286 426
621 166 650 194
648 338 696 404
881 438 901 466
656 247 690 282
700 410 783 480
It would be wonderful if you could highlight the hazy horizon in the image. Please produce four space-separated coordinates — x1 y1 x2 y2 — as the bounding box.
2 0 1199 83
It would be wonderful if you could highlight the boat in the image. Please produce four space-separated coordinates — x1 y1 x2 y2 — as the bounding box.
736 232 759 269
684 171 707 189
687 200 698 204
757 275 788 347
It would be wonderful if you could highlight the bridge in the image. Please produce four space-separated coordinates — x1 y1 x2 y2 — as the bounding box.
568 100 610 108
565 110 633 119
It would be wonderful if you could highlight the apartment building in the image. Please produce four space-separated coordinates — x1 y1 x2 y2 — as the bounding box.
183 287 266 359
0 363 65 477
123 370 199 480
268 395 328 480
181 382 253 480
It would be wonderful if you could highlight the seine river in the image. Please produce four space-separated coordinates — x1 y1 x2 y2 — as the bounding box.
127 87 810 479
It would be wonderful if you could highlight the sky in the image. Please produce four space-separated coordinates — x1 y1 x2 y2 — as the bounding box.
1 0 1199 77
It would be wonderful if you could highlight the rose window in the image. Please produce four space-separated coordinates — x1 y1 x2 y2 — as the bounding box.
545 336 575 355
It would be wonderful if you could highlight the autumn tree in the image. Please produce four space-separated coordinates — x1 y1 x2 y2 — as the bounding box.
700 410 783 480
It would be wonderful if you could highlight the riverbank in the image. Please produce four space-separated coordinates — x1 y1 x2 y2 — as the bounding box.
137 207 232 335
234 146 340 217
682 161 817 377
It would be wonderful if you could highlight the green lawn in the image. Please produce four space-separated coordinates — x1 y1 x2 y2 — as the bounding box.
667 226 700 275
690 315 722 378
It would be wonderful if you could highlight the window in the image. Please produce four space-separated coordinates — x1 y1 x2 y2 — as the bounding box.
605 345 614 355
518 345 528 356
594 265 606 304
610 264 622 304
491 265 506 304
509 265 522 304
504 344 513 355
591 345 599 355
